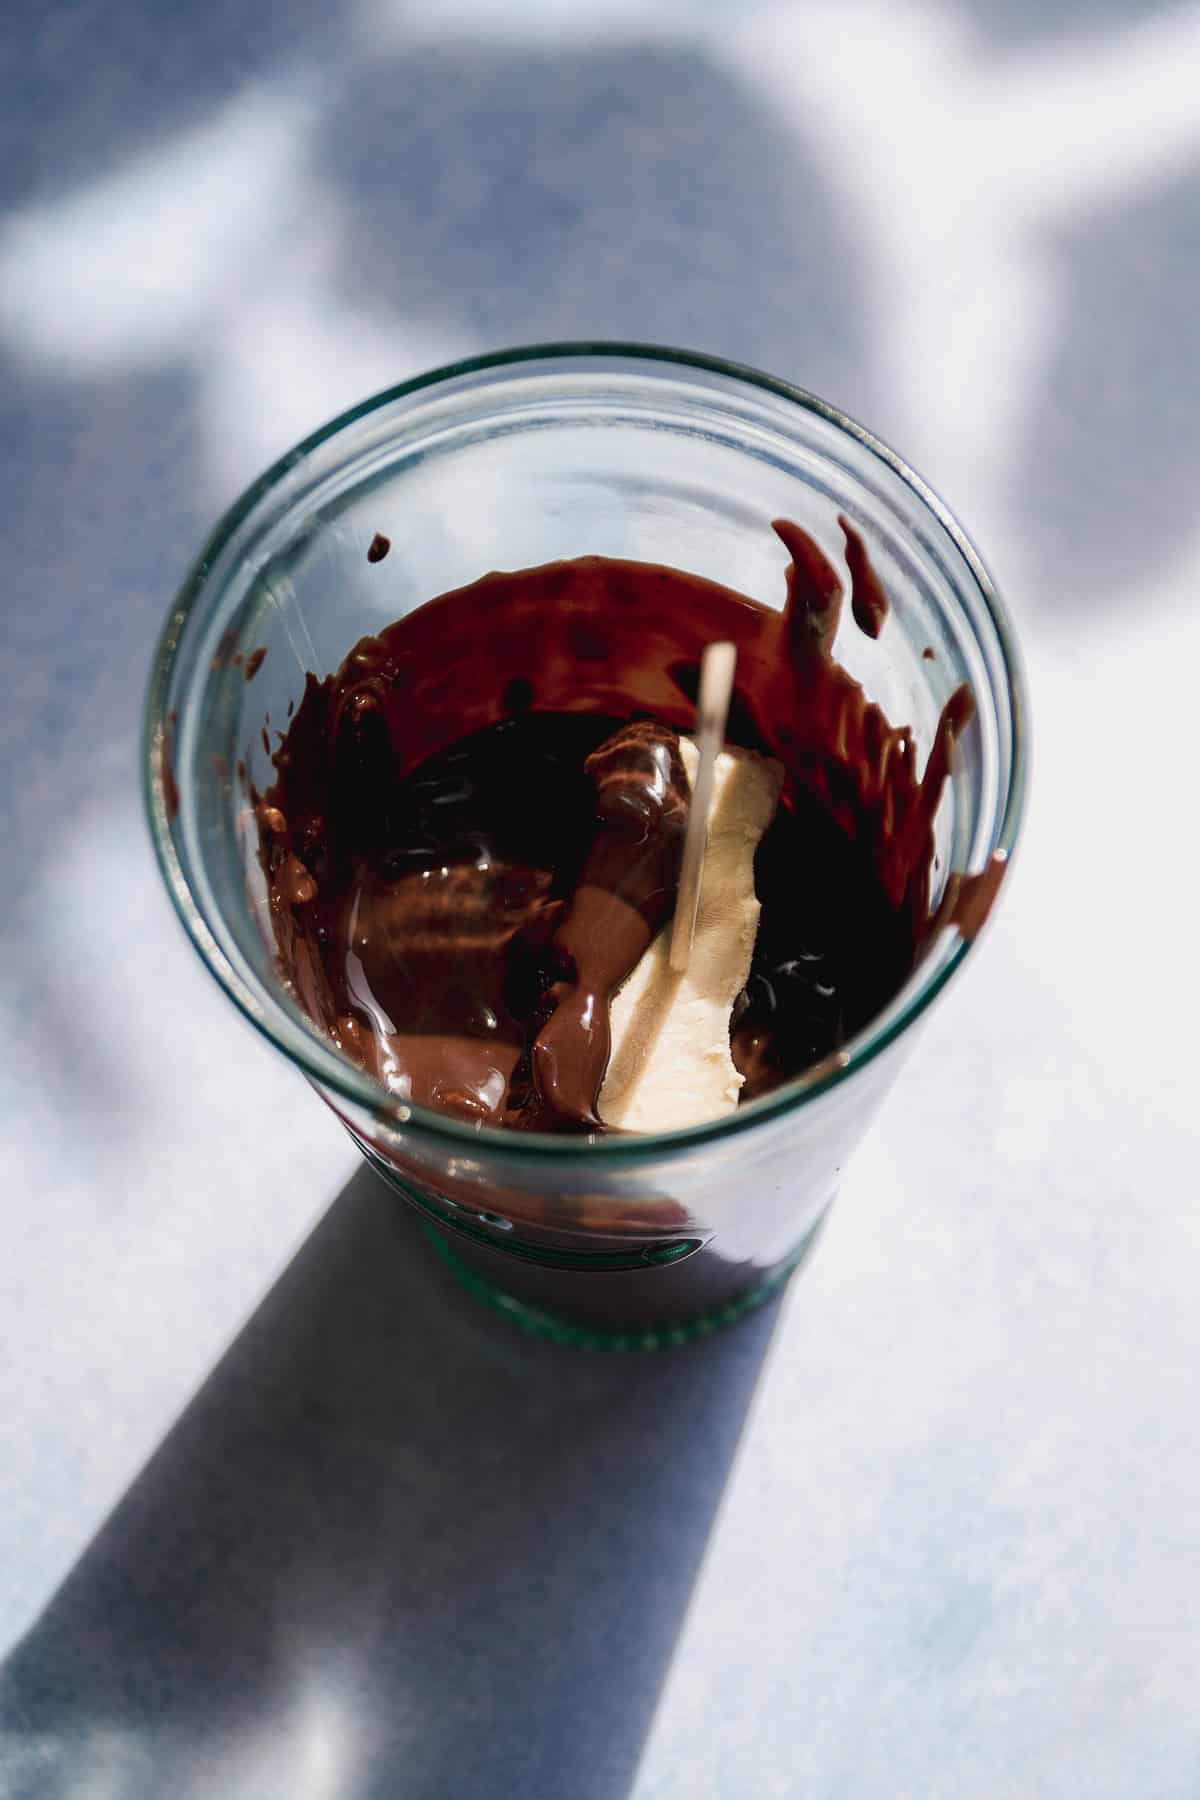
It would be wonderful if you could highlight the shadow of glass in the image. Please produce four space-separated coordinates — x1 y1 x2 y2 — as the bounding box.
0 1164 782 1799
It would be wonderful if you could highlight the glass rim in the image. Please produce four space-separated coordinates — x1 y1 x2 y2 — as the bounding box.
143 339 1030 1168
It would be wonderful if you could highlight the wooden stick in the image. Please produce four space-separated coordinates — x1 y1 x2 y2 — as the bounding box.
669 641 737 973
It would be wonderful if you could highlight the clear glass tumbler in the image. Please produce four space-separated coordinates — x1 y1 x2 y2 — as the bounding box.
145 344 1027 1348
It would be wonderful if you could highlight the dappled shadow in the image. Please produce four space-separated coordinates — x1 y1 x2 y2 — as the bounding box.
5 8 1200 1789
0 1166 781 1799
321 37 874 412
0 20 874 1136
1015 158 1200 607
0 358 205 824
0 0 342 212
0 355 209 1127
959 0 1176 46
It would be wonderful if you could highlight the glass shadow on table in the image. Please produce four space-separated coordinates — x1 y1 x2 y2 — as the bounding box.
0 1164 782 1800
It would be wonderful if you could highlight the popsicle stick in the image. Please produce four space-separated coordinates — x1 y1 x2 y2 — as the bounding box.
669 641 737 973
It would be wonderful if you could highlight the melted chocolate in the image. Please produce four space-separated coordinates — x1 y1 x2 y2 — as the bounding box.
946 849 1008 941
509 721 690 1132
257 521 972 1133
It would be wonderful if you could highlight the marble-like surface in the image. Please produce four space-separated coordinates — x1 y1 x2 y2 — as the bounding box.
3 2 1199 1794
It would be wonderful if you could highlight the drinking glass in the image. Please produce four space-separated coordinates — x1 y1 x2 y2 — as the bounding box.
145 345 1028 1347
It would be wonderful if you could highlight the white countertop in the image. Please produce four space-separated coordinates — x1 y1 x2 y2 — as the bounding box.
3 2 1199 1794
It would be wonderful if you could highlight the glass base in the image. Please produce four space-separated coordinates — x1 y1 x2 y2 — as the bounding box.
419 1219 821 1350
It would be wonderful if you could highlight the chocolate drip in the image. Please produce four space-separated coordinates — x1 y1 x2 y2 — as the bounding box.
945 849 1009 941
840 516 889 639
